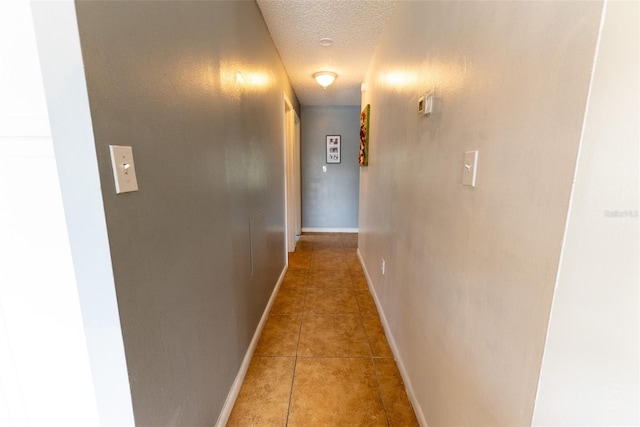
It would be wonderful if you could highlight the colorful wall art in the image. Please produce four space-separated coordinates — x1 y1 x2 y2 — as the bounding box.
359 104 370 166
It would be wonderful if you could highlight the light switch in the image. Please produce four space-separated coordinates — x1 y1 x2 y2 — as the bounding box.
463 150 478 187
418 93 434 116
109 145 138 194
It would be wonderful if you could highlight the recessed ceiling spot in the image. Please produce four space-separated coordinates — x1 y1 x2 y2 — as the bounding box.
319 37 333 47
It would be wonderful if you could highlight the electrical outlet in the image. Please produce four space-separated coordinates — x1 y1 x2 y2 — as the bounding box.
381 258 385 275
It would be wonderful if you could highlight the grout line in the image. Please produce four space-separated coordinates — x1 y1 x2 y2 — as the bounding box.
295 355 376 359
347 235 392 426
283 234 397 426
371 356 392 427
284 241 311 426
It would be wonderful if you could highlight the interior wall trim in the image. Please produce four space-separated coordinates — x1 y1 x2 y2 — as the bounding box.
301 227 359 233
357 248 429 427
215 263 288 426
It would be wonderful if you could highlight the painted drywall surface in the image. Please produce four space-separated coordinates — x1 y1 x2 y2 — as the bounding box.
301 105 360 229
533 1 639 424
31 2 135 425
359 1 603 425
74 1 298 425
0 1 102 425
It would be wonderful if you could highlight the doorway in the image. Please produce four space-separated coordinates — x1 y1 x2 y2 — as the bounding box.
283 94 301 254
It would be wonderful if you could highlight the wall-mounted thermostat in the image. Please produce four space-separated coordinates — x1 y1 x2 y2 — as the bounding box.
418 93 434 116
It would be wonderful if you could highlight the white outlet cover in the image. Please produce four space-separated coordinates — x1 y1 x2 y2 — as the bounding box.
109 145 139 194
463 150 478 187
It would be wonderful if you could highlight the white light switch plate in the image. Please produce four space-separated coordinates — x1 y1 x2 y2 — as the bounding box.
418 93 434 116
463 150 478 187
109 145 138 194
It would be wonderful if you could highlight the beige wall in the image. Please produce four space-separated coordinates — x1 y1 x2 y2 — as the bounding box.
533 1 639 424
359 1 603 424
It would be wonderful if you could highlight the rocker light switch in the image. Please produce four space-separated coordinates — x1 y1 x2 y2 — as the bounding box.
463 150 478 187
109 145 138 194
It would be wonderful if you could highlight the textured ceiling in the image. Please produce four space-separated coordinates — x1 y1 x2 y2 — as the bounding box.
256 0 396 106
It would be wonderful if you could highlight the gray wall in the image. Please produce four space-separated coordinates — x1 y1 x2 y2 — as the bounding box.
72 2 299 425
359 1 603 425
301 105 360 229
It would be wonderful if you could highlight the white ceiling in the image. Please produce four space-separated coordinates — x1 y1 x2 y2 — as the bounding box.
256 0 397 106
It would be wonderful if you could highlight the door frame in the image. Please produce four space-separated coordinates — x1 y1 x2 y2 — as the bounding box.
283 93 301 255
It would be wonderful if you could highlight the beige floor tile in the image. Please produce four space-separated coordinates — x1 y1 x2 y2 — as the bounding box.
298 315 369 357
227 357 295 427
288 251 311 268
308 268 352 288
313 247 345 258
347 259 364 273
345 251 360 262
310 258 350 273
341 234 358 249
362 316 394 358
304 233 341 243
295 241 314 252
281 268 308 290
254 315 301 356
288 358 387 427
373 358 420 427
349 261 365 277
270 288 305 315
351 272 369 290
303 231 338 236
311 249 346 262
305 288 359 315
343 247 358 255
356 290 378 316
289 257 310 269
289 250 311 260
313 239 344 249
230 234 418 427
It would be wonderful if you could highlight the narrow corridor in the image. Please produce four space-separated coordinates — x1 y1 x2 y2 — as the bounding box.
228 233 418 426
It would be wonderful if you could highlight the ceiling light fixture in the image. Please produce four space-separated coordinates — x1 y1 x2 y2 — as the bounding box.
319 37 333 47
313 71 337 89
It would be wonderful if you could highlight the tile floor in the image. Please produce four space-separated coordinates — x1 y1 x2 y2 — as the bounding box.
228 233 419 427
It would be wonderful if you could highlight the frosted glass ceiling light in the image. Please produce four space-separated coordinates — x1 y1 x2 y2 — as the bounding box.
313 71 337 89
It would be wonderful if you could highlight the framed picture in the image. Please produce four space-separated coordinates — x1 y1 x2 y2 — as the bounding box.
326 135 341 164
359 104 370 166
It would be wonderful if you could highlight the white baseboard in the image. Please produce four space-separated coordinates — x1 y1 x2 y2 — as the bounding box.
301 227 359 233
215 264 288 427
356 249 428 427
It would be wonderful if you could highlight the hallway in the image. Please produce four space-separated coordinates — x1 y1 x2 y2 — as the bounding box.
5 1 635 425
228 233 418 426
